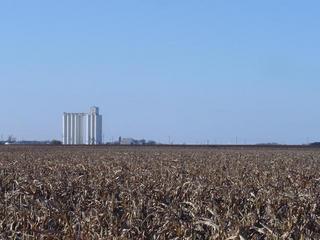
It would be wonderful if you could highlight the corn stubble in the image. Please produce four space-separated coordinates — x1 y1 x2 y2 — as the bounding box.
0 146 320 239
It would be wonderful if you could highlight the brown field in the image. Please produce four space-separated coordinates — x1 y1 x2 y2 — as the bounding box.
0 146 320 239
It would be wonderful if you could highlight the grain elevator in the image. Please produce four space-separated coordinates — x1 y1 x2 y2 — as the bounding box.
62 107 102 145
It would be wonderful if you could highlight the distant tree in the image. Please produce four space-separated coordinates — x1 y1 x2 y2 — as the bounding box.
309 142 320 146
147 140 157 145
256 142 280 146
50 140 62 145
7 135 16 143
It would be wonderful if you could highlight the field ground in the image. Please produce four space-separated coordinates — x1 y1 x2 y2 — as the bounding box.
0 146 320 239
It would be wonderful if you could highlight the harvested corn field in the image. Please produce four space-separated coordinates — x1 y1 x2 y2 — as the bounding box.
0 146 320 239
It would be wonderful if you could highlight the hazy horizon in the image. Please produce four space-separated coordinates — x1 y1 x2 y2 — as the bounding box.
1 1 320 144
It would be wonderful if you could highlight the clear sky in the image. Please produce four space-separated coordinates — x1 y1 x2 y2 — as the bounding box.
1 1 320 144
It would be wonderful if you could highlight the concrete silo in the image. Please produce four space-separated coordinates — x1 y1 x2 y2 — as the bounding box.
62 107 103 145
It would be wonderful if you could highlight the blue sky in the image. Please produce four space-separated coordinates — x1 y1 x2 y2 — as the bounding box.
1 1 320 144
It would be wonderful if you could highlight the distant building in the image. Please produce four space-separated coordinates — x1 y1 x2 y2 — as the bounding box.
12 140 52 145
119 137 149 145
119 138 136 145
63 106 102 145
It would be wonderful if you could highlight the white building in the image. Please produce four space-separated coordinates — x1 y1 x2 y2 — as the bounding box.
63 107 103 145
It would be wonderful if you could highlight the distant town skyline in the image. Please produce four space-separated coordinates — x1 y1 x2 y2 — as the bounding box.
1 1 320 144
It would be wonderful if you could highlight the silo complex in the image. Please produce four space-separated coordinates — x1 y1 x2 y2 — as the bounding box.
63 107 102 145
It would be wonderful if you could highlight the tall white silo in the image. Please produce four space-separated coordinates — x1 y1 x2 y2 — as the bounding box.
62 113 67 144
62 107 103 145
66 113 71 144
91 113 95 144
86 114 91 145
